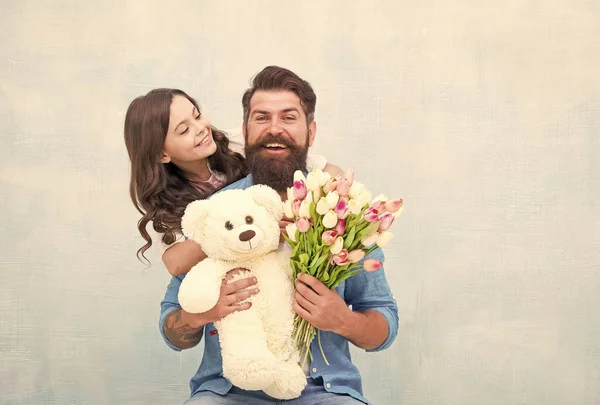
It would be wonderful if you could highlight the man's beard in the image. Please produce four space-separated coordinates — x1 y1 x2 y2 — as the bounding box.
244 133 309 191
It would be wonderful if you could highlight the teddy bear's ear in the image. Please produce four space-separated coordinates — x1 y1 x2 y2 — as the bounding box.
246 185 284 221
181 199 210 242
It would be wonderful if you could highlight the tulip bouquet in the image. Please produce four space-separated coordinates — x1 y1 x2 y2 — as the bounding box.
282 168 403 366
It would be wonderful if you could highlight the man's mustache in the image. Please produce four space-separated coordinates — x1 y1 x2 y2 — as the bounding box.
255 134 296 149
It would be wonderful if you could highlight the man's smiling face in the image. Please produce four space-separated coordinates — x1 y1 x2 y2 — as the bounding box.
243 90 317 191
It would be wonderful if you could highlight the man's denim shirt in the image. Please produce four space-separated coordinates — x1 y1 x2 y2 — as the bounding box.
159 174 399 404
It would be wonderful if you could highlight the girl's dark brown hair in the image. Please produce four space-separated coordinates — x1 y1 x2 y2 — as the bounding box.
124 88 247 263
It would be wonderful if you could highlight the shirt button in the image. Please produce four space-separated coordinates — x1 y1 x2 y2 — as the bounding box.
312 368 317 373
326 383 331 389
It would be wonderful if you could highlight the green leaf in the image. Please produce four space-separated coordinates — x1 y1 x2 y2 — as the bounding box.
291 240 302 259
297 262 308 274
330 269 362 288
346 213 358 229
343 226 356 249
312 227 319 246
299 253 310 265
356 222 379 242
308 251 330 273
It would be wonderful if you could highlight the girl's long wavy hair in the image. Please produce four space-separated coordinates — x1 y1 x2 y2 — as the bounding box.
124 89 247 263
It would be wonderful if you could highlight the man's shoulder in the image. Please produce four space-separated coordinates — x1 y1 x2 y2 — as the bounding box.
219 174 254 193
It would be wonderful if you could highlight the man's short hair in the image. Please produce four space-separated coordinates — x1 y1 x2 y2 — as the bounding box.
242 66 317 124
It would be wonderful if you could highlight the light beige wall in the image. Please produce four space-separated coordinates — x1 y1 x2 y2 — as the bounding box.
2 1 599 404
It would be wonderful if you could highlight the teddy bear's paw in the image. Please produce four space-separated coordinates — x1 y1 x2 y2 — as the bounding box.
223 357 278 391
263 361 307 400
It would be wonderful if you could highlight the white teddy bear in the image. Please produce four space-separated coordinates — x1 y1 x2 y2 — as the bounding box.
178 184 307 400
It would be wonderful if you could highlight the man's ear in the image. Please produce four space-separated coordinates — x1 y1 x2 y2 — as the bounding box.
181 199 210 242
242 122 247 141
160 150 171 164
308 121 317 147
246 185 284 221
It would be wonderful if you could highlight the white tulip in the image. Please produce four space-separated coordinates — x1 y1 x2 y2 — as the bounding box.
316 198 330 215
294 170 306 183
347 199 362 215
283 200 294 219
325 191 340 209
299 200 311 218
356 191 372 207
361 232 379 247
323 210 338 228
306 170 321 191
376 231 393 248
312 186 322 203
349 181 366 198
330 236 344 255
286 223 298 242
318 170 332 186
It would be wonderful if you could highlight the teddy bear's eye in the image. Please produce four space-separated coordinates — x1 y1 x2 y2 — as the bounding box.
225 221 234 230
245 216 254 225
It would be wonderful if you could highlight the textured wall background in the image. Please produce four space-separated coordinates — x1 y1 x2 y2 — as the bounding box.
2 1 599 404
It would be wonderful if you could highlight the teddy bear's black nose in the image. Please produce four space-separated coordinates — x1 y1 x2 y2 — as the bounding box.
239 230 256 242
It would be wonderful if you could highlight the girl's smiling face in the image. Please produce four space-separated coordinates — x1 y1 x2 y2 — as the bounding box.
161 95 217 165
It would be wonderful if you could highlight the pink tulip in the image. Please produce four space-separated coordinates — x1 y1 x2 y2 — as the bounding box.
386 198 403 214
337 180 350 198
370 200 386 212
296 217 310 233
332 249 350 266
347 249 366 263
363 258 383 272
293 180 307 200
363 207 379 223
378 213 395 232
322 178 338 194
335 219 346 235
292 199 301 217
322 230 339 245
335 199 350 219
343 169 354 184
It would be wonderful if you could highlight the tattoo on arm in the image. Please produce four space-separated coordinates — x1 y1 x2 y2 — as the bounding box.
163 309 203 350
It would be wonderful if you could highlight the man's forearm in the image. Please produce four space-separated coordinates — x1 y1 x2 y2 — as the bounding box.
163 309 204 350
336 309 389 350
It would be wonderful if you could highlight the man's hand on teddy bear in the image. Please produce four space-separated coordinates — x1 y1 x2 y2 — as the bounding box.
293 273 351 334
202 268 259 324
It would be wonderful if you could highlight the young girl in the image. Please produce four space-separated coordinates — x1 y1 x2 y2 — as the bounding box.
124 88 341 276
